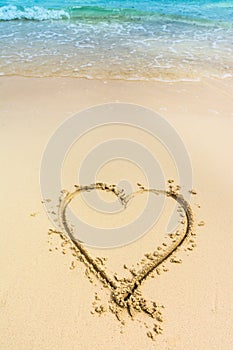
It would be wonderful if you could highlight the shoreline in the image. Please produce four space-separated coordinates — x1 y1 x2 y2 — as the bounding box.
1 73 232 84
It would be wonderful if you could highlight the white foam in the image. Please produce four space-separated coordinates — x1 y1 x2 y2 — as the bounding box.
0 5 70 21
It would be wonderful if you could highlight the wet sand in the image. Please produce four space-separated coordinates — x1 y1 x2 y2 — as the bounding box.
0 76 233 349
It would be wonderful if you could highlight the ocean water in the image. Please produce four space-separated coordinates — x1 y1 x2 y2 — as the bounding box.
0 0 232 81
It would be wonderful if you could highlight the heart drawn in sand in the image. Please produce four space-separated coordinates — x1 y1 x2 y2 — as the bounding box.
55 182 195 321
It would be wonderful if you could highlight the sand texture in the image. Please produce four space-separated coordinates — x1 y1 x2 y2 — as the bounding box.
0 76 233 349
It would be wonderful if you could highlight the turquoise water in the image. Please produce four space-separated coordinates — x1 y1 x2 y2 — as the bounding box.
0 1 232 80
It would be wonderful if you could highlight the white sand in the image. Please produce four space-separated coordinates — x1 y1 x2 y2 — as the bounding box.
0 76 233 349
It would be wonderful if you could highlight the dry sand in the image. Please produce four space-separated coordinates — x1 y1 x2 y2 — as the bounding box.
0 76 233 349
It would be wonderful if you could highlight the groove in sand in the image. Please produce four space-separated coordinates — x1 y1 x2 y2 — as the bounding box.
56 182 194 321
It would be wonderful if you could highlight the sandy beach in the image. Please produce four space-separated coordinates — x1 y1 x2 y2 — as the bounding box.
0 76 233 349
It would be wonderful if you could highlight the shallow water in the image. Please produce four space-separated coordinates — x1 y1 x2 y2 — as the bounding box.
0 0 232 80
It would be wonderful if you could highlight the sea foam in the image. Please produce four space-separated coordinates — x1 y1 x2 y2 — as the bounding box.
0 5 70 21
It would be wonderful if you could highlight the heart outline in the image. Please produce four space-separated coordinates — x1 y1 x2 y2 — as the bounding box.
56 182 194 319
